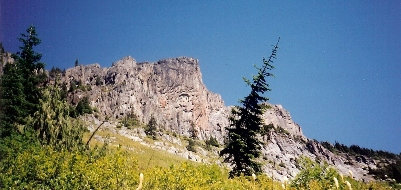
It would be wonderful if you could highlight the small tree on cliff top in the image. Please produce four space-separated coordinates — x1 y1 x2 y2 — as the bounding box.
220 38 279 177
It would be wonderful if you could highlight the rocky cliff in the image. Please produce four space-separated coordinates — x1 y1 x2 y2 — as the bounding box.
58 56 382 181
62 56 229 141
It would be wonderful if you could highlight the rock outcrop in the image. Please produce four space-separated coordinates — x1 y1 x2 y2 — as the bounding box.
60 56 381 181
62 56 229 141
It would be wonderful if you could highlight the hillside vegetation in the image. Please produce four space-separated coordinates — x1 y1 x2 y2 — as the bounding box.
0 27 399 189
1 131 398 189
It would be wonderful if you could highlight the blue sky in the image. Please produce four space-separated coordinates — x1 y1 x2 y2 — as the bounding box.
1 1 400 153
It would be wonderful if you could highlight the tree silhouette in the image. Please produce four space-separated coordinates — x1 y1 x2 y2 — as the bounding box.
0 26 46 136
220 38 280 177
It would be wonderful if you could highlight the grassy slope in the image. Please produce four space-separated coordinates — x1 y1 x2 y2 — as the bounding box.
83 129 189 170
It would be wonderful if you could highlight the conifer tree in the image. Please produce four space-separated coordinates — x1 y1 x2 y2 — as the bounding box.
145 116 158 140
0 26 46 136
13 26 46 115
0 63 26 136
220 38 279 177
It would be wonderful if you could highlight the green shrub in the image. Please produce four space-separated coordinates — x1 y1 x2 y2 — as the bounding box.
76 96 93 115
291 157 394 190
205 136 219 148
0 140 139 189
120 112 141 129
144 162 281 190
186 139 196 152
95 76 103 86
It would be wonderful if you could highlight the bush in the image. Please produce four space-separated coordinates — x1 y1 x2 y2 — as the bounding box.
95 76 103 86
1 136 395 190
186 139 197 152
205 136 219 147
291 157 395 190
120 113 140 129
370 159 401 183
291 157 338 189
76 96 93 115
0 139 139 189
29 86 85 151
144 162 282 190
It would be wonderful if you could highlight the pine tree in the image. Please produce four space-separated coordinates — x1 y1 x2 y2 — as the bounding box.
220 38 280 177
0 26 46 136
145 116 158 140
13 26 46 116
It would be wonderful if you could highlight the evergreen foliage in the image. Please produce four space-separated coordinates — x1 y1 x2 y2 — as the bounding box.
60 82 68 100
0 63 26 136
95 76 103 86
13 26 47 117
370 159 401 183
205 136 219 148
69 79 78 92
49 66 63 79
186 139 197 152
145 116 158 140
75 96 93 115
189 122 198 139
321 141 398 159
0 26 46 137
220 39 280 177
119 111 140 129
29 85 86 151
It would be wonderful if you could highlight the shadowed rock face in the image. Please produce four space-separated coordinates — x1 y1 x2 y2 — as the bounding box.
60 56 381 181
0 52 14 76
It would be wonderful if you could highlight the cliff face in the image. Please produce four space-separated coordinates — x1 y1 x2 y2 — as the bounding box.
61 56 378 181
62 56 229 140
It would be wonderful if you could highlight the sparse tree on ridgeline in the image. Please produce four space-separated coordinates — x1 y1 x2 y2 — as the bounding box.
220 38 280 177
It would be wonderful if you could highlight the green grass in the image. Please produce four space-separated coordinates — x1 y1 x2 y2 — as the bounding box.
84 129 189 170
1 127 397 189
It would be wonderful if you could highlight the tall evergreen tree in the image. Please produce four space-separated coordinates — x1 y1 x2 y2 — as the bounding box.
220 38 280 177
0 26 46 136
13 26 46 116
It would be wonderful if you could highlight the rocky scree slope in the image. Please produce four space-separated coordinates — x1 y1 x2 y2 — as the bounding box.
55 56 386 181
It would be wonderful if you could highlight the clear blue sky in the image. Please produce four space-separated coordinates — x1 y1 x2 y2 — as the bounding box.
1 1 400 153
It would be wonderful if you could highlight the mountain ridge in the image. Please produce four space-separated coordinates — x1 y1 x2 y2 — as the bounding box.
57 56 395 181
1 53 398 182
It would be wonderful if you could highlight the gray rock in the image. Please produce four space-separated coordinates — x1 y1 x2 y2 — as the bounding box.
59 56 389 182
